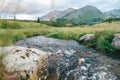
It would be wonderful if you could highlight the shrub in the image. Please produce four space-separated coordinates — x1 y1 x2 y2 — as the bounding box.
0 20 21 29
1 20 9 29
95 30 116 53
9 21 21 29
48 29 64 39
0 30 13 46
12 33 26 42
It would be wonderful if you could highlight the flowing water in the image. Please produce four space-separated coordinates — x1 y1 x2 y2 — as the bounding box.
16 36 120 80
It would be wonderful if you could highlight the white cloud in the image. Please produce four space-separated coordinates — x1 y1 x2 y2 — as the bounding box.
16 14 34 20
0 0 120 19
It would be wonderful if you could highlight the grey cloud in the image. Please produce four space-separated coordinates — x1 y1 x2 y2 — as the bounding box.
69 0 120 12
0 0 49 14
0 0 120 19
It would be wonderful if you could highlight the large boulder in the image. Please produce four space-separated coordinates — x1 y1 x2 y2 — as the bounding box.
79 34 95 42
0 46 48 80
111 33 120 50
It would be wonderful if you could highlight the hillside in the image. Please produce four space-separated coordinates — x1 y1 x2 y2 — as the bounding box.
58 5 106 24
41 5 107 24
105 9 120 18
41 8 75 21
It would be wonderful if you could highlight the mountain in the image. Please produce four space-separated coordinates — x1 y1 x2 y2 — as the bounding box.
40 10 62 21
105 9 120 18
58 5 106 24
41 8 75 21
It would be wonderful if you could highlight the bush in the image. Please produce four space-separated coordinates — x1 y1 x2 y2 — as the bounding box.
48 29 64 39
12 33 26 42
95 31 116 53
0 30 13 46
9 21 21 29
1 20 9 29
0 20 21 29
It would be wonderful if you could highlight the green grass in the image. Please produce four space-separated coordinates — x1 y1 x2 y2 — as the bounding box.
0 20 120 80
0 20 120 54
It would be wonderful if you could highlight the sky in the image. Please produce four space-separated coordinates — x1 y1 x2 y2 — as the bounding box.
0 0 120 20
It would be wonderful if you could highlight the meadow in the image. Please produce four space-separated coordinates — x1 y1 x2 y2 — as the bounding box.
0 19 120 79
0 20 120 54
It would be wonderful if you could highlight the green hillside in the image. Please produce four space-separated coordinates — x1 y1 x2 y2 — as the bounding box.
57 5 107 24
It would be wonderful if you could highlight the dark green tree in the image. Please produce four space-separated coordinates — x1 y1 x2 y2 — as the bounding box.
37 17 40 23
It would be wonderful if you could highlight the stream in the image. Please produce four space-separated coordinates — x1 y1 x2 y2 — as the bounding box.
16 36 120 80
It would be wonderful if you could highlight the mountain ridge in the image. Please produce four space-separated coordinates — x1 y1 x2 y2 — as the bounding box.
105 9 120 18
40 5 120 24
41 8 75 21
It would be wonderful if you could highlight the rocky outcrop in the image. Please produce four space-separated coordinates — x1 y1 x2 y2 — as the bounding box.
79 34 95 42
1 46 48 80
111 33 120 50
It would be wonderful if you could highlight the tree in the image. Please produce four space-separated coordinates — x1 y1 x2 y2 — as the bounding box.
37 17 40 23
13 13 16 20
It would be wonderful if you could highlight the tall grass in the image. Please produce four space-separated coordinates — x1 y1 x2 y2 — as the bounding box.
0 20 120 54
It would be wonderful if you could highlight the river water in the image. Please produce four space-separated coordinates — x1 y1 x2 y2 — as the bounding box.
16 36 120 80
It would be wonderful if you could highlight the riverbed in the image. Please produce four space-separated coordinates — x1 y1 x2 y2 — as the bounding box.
16 36 120 80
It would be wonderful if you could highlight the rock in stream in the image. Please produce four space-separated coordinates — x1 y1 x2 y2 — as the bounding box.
15 36 120 80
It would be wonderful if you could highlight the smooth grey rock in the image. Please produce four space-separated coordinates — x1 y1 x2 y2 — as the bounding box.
111 33 120 50
79 34 95 41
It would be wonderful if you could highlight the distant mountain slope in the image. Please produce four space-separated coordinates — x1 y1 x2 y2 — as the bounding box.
41 5 110 24
105 9 120 18
41 8 74 21
58 5 106 24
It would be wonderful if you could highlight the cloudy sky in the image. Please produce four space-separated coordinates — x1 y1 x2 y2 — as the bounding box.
0 0 120 20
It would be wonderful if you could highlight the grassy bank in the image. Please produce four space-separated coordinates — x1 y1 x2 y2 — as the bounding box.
0 20 120 54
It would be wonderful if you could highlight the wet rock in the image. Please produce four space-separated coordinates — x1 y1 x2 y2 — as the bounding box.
15 36 118 80
81 51 92 55
16 36 86 53
111 33 120 50
79 34 95 41
78 58 85 64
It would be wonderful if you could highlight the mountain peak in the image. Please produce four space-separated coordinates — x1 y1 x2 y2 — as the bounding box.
67 7 74 10
84 5 94 7
81 5 97 9
79 5 102 13
64 7 75 13
50 10 62 13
